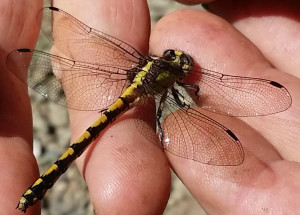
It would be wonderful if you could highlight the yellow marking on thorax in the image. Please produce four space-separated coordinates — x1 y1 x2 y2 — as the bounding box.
133 71 146 84
120 61 153 99
133 61 152 84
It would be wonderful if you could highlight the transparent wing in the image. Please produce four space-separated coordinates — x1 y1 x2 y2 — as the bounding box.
161 92 244 166
6 7 149 111
39 7 143 68
133 89 244 166
182 67 292 117
6 49 129 111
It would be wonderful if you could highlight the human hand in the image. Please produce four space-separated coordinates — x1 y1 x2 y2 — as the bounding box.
66 0 300 214
0 0 43 214
2 0 300 215
154 0 300 214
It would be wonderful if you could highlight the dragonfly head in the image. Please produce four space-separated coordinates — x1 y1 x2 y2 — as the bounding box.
162 49 194 75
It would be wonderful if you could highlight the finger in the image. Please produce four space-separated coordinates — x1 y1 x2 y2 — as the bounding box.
54 1 170 214
200 0 300 160
150 7 300 156
150 9 300 214
204 0 300 78
0 0 43 214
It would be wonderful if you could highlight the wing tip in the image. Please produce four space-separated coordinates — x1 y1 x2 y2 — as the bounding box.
226 129 239 141
48 6 59 11
269 81 284 89
17 48 31 53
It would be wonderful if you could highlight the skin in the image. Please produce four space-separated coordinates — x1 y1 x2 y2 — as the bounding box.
1 0 300 214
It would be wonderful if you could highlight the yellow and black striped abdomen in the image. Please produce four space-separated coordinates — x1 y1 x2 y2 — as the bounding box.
17 80 144 212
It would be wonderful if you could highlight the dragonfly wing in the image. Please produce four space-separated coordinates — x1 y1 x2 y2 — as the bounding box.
161 94 244 166
6 49 129 110
183 68 292 117
38 7 143 69
133 97 161 147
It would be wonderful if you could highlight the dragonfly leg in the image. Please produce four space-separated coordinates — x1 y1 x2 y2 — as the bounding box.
156 90 168 148
171 87 186 108
98 108 108 114
156 106 164 147
176 81 200 97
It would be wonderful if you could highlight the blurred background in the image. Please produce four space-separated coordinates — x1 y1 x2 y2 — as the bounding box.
31 0 207 214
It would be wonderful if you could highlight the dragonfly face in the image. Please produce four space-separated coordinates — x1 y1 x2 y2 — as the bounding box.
161 49 194 77
144 49 195 95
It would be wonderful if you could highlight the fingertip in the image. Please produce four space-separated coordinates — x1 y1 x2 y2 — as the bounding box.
150 9 229 63
55 0 150 54
0 139 40 214
1 0 42 213
83 119 171 215
150 9 270 76
0 0 42 58
204 0 300 77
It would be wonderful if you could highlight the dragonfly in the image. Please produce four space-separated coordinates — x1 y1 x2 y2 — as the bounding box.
6 7 292 212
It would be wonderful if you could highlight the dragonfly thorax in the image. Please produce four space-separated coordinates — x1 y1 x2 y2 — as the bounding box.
141 49 194 95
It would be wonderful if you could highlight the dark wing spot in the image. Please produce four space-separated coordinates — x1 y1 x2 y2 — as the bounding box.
270 81 284 88
226 129 239 141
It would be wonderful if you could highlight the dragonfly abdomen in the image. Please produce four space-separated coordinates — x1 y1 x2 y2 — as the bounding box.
17 81 143 212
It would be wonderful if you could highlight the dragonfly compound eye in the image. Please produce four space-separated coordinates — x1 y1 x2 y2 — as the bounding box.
180 53 194 71
162 50 176 61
